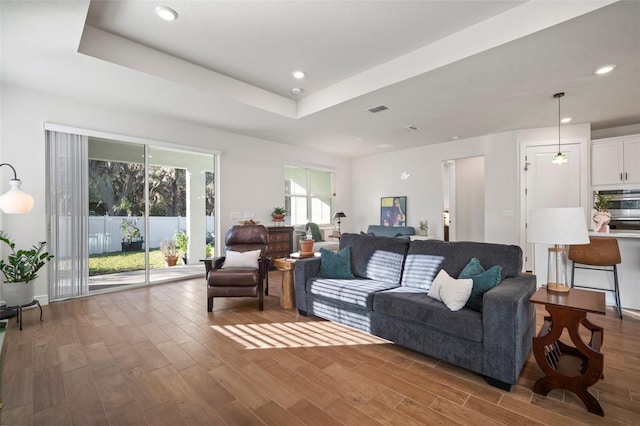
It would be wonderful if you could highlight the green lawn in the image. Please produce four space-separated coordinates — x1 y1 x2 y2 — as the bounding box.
89 249 172 276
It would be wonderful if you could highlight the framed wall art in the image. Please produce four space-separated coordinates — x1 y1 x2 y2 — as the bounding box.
380 196 406 226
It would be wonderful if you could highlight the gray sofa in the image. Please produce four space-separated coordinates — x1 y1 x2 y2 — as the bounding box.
294 232 536 390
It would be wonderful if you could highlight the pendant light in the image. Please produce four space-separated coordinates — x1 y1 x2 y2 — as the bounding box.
552 92 568 165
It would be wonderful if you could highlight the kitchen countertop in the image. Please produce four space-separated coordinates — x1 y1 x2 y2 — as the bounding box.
589 230 640 239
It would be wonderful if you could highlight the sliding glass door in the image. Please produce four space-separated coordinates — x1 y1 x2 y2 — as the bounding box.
85 138 215 291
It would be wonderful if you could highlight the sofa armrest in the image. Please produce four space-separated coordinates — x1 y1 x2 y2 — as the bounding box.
294 257 321 313
482 274 537 384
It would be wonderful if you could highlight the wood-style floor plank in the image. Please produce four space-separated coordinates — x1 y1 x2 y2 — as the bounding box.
1 271 638 425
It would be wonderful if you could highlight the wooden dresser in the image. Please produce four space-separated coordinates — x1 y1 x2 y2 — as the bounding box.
266 226 294 261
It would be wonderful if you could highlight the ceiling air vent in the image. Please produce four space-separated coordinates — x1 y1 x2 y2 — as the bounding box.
367 104 389 113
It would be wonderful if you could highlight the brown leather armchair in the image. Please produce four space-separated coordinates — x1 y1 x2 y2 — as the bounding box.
204 225 270 311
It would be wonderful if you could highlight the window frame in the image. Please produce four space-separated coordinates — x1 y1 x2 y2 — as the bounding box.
285 165 335 226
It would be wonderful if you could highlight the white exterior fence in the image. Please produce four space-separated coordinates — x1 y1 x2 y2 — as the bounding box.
89 216 214 254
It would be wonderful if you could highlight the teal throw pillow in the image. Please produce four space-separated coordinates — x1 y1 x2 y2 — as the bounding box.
459 258 502 312
459 257 485 278
318 247 355 279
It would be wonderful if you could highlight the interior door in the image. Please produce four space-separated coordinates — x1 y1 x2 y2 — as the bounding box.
523 143 582 271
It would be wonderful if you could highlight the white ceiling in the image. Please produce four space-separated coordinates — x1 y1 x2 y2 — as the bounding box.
2 0 639 158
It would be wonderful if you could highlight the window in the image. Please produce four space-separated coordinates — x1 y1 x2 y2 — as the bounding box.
285 166 334 225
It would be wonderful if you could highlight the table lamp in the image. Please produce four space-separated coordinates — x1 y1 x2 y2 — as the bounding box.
527 207 589 292
333 211 346 235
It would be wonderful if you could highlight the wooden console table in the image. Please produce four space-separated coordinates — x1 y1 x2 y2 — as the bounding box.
529 287 606 416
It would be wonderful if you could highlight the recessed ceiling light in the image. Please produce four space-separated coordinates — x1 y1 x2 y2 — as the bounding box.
403 125 419 132
292 70 306 79
594 64 615 75
450 136 459 140
155 6 178 21
291 87 303 95
561 117 572 123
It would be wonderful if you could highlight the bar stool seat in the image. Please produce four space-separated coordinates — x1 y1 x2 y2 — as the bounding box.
569 236 622 319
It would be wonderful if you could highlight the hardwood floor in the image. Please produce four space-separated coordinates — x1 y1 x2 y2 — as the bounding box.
1 271 638 425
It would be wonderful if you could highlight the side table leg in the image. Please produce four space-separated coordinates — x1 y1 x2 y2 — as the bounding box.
18 306 22 331
37 300 42 321
281 269 295 309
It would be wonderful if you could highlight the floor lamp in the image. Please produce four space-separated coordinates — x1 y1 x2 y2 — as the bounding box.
527 207 589 292
0 163 34 214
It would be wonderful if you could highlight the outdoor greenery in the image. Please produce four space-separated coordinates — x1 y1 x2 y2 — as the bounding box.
89 160 216 217
174 229 188 254
89 249 166 276
120 216 143 242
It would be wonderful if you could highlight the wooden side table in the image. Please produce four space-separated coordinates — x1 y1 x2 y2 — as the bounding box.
273 258 296 309
529 287 606 416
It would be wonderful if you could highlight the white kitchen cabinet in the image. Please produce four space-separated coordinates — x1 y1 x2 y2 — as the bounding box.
591 135 640 185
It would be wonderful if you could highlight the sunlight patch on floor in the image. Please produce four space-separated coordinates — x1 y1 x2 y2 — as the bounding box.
210 320 389 349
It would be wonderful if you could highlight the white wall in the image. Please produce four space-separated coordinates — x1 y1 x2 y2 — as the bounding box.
455 156 485 242
351 131 519 245
0 84 352 303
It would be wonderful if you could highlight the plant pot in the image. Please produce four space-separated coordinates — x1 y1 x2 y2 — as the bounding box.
272 213 285 221
2 280 35 307
121 240 144 252
165 255 179 267
418 230 428 236
593 211 611 232
299 239 314 255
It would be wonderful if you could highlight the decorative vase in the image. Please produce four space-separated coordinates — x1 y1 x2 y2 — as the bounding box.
593 211 611 232
2 280 35 307
165 255 179 267
299 239 314 255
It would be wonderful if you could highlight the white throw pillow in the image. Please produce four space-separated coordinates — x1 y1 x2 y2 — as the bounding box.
427 269 473 311
221 249 261 269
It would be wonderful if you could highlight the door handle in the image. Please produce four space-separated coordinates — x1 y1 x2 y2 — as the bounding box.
625 172 628 181
621 172 624 181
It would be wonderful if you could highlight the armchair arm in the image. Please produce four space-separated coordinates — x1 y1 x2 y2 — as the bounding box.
294 257 321 313
204 256 226 277
482 274 537 385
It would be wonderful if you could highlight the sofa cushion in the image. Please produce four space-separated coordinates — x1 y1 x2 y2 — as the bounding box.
308 278 399 310
373 290 483 342
340 233 409 284
406 240 522 280
318 247 355 279
400 254 444 290
459 258 503 312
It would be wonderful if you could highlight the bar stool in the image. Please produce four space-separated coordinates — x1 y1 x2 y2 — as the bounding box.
569 236 622 319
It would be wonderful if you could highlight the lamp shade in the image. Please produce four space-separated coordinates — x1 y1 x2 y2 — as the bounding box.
0 179 35 214
333 211 346 220
527 207 589 245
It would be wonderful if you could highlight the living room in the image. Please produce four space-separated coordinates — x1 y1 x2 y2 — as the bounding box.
1 1 639 424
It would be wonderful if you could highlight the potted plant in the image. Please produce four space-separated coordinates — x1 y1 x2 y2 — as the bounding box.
418 220 429 236
0 232 54 307
271 207 286 221
174 229 188 265
161 238 179 266
120 216 144 251
205 243 214 258
299 234 314 255
593 193 614 232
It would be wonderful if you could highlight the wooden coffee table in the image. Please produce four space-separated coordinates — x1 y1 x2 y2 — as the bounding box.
529 287 606 416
